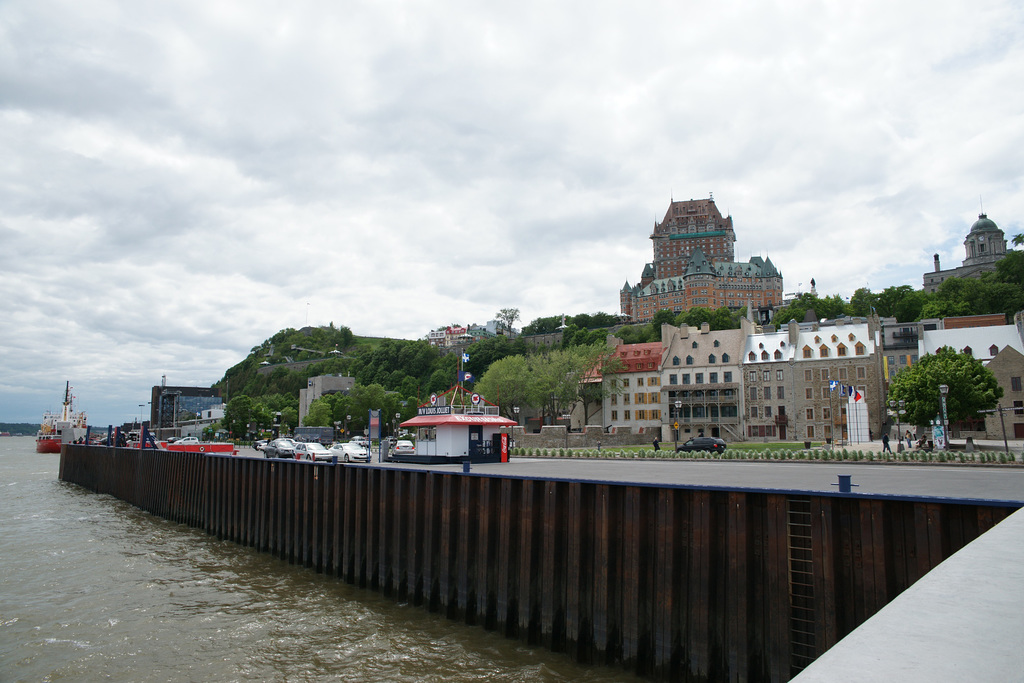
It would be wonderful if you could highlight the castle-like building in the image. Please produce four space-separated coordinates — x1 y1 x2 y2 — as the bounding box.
619 197 784 323
923 213 1008 293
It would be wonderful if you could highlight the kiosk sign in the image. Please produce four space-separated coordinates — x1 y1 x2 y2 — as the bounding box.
418 406 452 416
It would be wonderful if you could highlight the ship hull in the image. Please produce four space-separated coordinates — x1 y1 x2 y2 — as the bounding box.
35 437 62 454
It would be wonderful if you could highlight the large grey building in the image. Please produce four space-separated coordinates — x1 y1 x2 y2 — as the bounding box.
924 213 1008 292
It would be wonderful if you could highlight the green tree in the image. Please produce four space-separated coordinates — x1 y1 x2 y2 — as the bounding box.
223 395 254 438
849 287 878 317
495 307 521 335
887 347 1003 427
303 398 334 427
475 355 533 419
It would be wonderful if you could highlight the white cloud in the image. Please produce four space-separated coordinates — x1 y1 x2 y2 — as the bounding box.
1 0 1022 423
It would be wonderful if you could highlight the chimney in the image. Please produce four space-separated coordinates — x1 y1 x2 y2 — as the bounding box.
933 254 941 272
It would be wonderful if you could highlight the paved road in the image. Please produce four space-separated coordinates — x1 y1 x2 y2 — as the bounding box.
237 445 1024 504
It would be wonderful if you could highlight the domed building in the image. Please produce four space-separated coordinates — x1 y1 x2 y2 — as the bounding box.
923 212 1008 293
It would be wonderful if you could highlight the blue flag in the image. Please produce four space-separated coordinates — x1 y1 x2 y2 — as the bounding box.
462 353 470 363
459 371 474 382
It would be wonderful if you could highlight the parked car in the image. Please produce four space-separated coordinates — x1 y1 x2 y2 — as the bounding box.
393 440 415 456
294 442 333 461
264 438 297 459
329 441 370 463
675 436 727 454
175 436 200 445
254 439 268 452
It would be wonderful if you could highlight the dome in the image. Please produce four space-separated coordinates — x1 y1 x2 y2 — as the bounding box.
970 213 999 233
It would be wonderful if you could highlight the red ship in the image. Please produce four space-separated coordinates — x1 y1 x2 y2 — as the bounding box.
36 382 88 453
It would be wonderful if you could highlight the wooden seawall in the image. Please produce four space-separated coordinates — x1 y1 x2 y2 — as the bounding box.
59 445 1018 682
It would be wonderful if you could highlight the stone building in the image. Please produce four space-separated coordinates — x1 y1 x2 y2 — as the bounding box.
620 196 784 323
298 374 355 426
923 213 1008 292
658 320 753 443
602 339 665 436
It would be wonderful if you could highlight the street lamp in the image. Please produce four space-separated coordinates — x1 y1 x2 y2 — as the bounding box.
395 412 401 437
939 384 949 450
888 399 906 452
512 406 520 449
344 414 351 440
674 399 682 450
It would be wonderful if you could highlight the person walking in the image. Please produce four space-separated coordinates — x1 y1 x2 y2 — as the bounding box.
882 432 892 453
905 430 913 451
652 436 660 451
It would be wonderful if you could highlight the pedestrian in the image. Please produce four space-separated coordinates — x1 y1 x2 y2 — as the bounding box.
882 432 891 453
653 436 660 451
905 430 913 450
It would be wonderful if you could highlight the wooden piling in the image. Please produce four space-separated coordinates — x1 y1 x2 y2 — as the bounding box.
59 445 1019 682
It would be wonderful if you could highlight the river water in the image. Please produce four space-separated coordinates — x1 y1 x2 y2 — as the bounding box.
1 437 641 682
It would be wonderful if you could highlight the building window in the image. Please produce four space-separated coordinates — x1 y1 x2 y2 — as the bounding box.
804 369 813 381
611 394 617 405
611 411 617 421
682 374 691 384
776 369 784 381
623 378 630 387
806 426 815 438
686 356 694 365
696 373 704 384
819 346 829 357
806 408 814 420
648 376 660 386
623 394 630 404
823 407 831 420
777 386 785 399
805 388 813 399
990 345 999 356
748 352 757 361
803 347 813 358
855 343 866 356
709 372 718 383
837 344 847 357
669 373 678 385
650 393 660 404
839 368 848 380
750 406 758 418
774 350 782 360
673 356 680 366
709 354 716 363
765 406 772 418
714 340 720 347
1012 377 1022 392
749 370 757 382
857 366 866 379
1015 401 1023 416
762 370 770 381
724 371 732 382
750 387 758 401
722 353 730 362
624 410 630 420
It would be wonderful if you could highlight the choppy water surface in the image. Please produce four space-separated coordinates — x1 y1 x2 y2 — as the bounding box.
1 438 641 682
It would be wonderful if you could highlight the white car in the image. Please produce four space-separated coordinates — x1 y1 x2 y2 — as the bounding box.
175 436 200 445
393 440 415 455
294 442 333 461
330 442 370 463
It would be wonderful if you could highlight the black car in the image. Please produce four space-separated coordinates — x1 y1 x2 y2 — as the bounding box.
675 436 727 454
264 438 297 459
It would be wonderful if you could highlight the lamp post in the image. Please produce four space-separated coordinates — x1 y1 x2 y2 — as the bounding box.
344 414 351 440
888 399 906 452
395 412 401 437
674 399 682 450
513 406 519 449
939 384 949 450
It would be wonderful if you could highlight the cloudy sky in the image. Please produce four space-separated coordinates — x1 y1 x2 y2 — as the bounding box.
2 0 1022 426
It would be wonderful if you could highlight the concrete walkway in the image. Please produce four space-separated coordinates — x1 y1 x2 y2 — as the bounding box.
791 505 1024 682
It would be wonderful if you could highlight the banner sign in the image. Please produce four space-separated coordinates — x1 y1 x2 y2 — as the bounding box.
417 406 452 416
